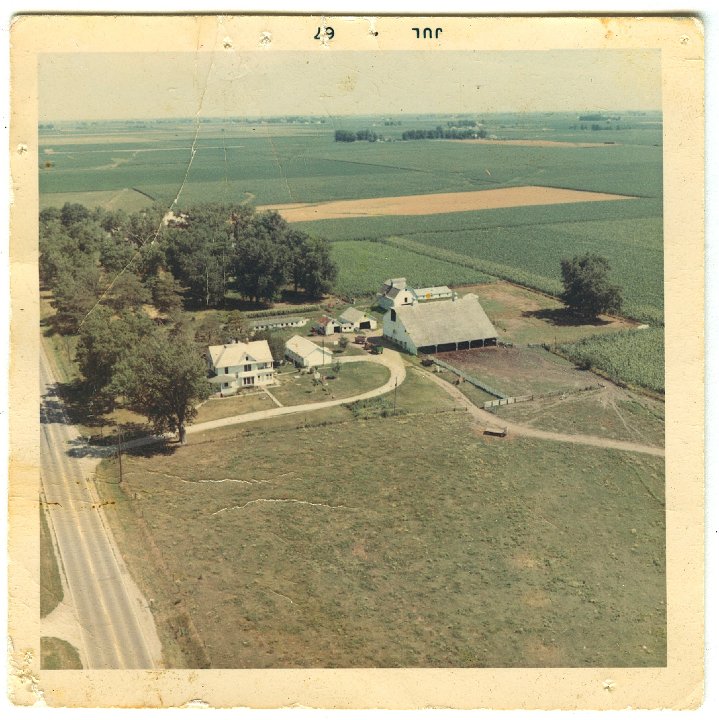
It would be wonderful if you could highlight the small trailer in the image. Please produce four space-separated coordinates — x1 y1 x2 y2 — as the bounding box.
483 425 508 438
369 344 384 355
354 335 367 345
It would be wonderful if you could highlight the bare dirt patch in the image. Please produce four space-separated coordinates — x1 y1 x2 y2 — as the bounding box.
463 281 638 345
258 186 635 223
442 345 594 397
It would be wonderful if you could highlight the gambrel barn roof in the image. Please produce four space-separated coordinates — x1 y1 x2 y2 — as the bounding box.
393 293 497 347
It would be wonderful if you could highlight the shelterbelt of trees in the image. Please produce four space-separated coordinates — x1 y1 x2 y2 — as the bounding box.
39 201 338 331
39 202 338 442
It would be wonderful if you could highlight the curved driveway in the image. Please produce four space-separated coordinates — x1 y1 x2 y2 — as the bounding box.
186 349 406 437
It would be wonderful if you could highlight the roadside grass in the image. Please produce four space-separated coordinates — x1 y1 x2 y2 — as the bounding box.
195 392 275 424
270 362 390 407
492 388 665 447
40 505 64 618
95 411 665 668
40 637 83 670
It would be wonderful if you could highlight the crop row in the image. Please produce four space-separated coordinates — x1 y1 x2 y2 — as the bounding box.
557 328 664 393
330 241 495 298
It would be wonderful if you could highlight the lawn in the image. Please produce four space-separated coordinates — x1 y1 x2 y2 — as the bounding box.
95 411 665 668
195 392 275 424
270 362 390 406
41 637 83 670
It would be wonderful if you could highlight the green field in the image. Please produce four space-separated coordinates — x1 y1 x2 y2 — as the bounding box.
96 409 665 668
301 199 663 324
557 328 665 394
332 241 495 297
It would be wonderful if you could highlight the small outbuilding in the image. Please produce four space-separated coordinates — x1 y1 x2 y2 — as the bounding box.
338 307 378 332
285 335 334 368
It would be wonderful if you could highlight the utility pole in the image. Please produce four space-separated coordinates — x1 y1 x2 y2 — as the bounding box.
393 378 398 415
116 426 124 484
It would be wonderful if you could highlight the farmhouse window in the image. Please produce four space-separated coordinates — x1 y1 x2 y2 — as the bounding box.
244 364 252 372
224 367 229 374
390 309 397 321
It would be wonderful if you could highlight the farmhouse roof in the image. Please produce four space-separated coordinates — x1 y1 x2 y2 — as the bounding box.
208 340 273 368
286 335 334 359
317 315 335 327
338 307 369 324
393 293 497 347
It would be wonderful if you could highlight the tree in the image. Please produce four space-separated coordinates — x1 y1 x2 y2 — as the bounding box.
222 310 250 343
251 330 285 364
233 211 289 303
104 271 152 312
76 307 154 397
560 253 623 319
295 236 338 298
52 264 103 334
115 331 212 444
149 271 186 315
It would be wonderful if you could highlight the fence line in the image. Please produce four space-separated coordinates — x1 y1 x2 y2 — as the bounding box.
429 358 506 399
482 384 601 409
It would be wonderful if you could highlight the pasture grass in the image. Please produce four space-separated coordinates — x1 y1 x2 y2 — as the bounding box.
95 411 666 668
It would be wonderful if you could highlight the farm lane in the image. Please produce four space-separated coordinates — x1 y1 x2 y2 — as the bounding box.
420 369 665 458
185 350 406 436
40 348 163 669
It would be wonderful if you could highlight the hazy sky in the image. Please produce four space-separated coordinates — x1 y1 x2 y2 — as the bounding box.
39 49 661 121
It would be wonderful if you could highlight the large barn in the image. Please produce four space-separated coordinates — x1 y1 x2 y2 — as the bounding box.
383 293 498 355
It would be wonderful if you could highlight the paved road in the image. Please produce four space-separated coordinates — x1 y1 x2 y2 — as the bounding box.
421 369 665 457
40 348 162 668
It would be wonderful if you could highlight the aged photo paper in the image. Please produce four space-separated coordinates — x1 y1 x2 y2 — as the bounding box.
8 14 704 709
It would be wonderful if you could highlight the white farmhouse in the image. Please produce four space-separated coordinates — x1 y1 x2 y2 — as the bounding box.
207 340 276 395
338 307 378 332
383 293 498 355
285 335 334 368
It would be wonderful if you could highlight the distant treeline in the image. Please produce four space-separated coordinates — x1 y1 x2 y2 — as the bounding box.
578 114 621 121
334 129 380 143
334 123 488 143
401 125 487 141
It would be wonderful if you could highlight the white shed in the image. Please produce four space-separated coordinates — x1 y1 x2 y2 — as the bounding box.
284 335 334 368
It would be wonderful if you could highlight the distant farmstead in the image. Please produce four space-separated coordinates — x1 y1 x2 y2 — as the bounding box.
207 340 276 394
285 335 334 368
383 292 498 355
